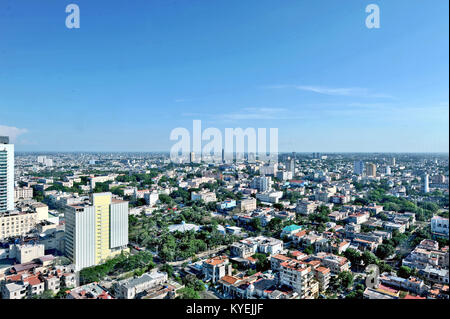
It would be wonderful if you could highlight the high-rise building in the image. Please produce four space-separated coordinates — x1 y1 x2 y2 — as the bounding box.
250 176 272 192
64 192 129 271
189 151 195 163
423 173 430 193
383 166 391 175
366 163 377 177
0 136 14 213
353 160 365 175
287 158 295 176
391 157 396 166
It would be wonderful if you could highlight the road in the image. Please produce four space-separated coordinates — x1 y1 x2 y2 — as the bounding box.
166 245 228 267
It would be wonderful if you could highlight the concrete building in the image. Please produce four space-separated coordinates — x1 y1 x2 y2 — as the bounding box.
239 197 257 212
313 266 330 292
259 164 277 177
202 255 232 283
31 202 49 221
189 151 196 163
231 236 283 258
7 243 45 264
67 282 113 299
64 192 129 271
279 259 319 299
0 210 38 240
353 160 364 175
14 187 33 202
296 200 318 215
311 252 351 274
115 271 168 299
431 216 449 239
250 176 272 192
0 136 14 213
256 191 283 204
216 199 236 212
276 171 293 181
423 173 430 193
191 190 217 203
366 163 377 177
144 192 159 206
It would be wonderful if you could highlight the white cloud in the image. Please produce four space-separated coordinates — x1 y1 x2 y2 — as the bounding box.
0 125 28 143
181 107 298 121
266 84 392 98
219 107 293 120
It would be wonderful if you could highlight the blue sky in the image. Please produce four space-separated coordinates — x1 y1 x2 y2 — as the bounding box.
0 0 448 152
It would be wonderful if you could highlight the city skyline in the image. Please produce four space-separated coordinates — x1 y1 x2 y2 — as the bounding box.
0 0 449 153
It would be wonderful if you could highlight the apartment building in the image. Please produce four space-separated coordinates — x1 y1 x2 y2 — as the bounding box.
238 197 257 212
313 266 331 292
14 187 33 202
279 259 319 299
311 252 351 274
296 200 318 215
250 176 272 192
431 216 449 239
202 256 232 283
403 239 449 271
64 192 129 271
0 211 38 240
191 190 217 203
256 191 283 204
0 136 14 213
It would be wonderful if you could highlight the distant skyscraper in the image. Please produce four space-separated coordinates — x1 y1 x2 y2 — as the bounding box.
384 166 391 175
423 173 430 193
287 158 295 176
65 192 129 271
366 163 377 177
189 151 195 163
353 160 365 175
0 136 14 213
391 157 396 166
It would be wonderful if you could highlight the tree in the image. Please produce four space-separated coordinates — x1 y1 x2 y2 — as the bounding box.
303 245 314 255
178 287 200 299
361 251 378 267
161 263 174 277
267 218 282 232
344 248 361 267
398 266 412 279
375 244 395 260
183 274 206 292
252 253 270 271
338 271 354 289
250 218 263 233
31 289 55 299
273 203 283 210
346 283 365 299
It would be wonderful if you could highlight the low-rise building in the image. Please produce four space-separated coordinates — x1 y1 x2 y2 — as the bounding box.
115 271 168 299
238 198 257 212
